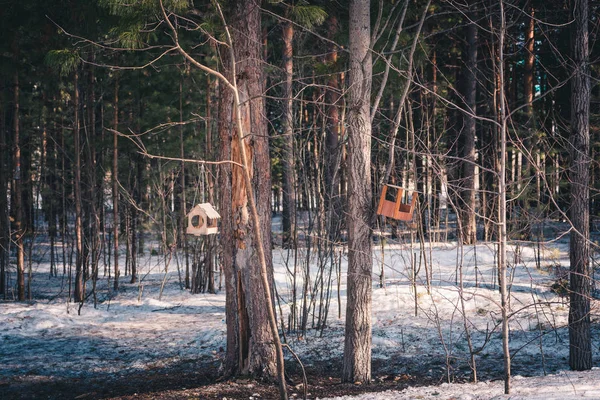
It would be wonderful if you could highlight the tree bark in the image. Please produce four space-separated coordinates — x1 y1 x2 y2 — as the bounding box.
568 0 591 372
112 77 120 291
343 0 373 384
497 1 511 393
130 151 141 284
0 83 7 297
218 0 279 380
524 6 535 205
86 63 101 291
281 20 296 249
13 66 26 301
458 9 477 244
179 71 188 288
325 16 342 241
73 69 85 303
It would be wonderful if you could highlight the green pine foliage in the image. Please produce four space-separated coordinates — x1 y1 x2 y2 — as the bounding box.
45 50 80 77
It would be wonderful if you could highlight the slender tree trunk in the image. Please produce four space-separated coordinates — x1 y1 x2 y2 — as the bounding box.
112 77 120 291
430 50 442 242
74 69 85 303
325 16 342 242
568 0 591 371
13 66 26 301
48 106 59 277
417 86 428 237
206 75 216 294
481 23 498 243
130 155 140 284
447 49 460 219
86 63 101 296
281 21 296 249
21 110 33 236
0 85 7 297
459 12 478 244
524 6 536 206
60 115 68 278
206 75 216 205
497 1 511 393
343 0 373 384
98 85 107 280
179 71 188 288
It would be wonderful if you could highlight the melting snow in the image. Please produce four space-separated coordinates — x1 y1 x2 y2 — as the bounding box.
1 228 599 398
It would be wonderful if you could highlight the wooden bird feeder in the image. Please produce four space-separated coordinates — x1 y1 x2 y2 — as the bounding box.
186 203 221 236
376 184 417 221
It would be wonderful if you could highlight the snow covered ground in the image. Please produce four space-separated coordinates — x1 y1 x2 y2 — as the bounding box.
323 368 600 399
2 223 600 398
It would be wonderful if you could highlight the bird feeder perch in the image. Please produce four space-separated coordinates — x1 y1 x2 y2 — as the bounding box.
186 203 221 236
376 184 417 221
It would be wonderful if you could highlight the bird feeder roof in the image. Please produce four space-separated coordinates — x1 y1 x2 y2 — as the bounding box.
193 203 221 220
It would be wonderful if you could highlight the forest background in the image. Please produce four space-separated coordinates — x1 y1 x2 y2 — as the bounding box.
1 0 600 398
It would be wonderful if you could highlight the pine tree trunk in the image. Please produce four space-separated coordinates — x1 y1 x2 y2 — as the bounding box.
568 0 591 371
481 22 500 242
60 117 68 277
112 77 120 291
86 64 101 292
0 87 7 297
179 72 188 288
343 0 373 384
430 51 442 242
48 104 59 277
459 14 478 244
218 0 279 380
447 48 460 224
206 75 216 205
74 69 85 303
281 21 296 249
325 16 342 241
205 75 216 295
417 88 428 237
498 2 511 392
130 155 141 284
13 67 26 301
524 6 535 206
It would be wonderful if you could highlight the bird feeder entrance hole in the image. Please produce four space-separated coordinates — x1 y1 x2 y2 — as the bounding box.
377 184 417 222
186 203 221 236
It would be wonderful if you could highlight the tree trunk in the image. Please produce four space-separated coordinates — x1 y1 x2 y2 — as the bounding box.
343 0 373 384
206 75 216 205
13 66 26 301
568 0 591 371
112 77 120 291
73 69 85 303
0 84 7 297
458 11 477 244
60 115 68 278
524 6 535 206
86 63 101 294
497 2 511 393
218 0 279 380
179 71 188 288
325 16 342 242
48 102 59 278
206 75 216 295
281 20 296 249
130 154 140 284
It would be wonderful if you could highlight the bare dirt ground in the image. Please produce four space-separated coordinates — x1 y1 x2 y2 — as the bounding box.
2 349 571 400
1 360 437 400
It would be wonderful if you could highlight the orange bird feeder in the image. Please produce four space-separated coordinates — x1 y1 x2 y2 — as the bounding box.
376 184 417 221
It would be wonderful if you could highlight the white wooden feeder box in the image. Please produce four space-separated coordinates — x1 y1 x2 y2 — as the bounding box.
186 203 221 236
